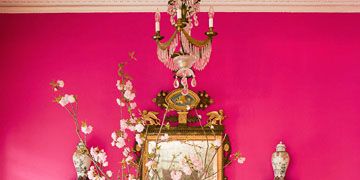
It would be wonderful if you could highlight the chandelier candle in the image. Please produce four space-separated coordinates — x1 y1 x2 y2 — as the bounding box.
209 6 214 28
155 10 160 32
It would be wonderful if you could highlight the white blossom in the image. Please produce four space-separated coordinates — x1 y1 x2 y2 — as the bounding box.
90 147 109 167
160 133 169 141
106 170 112 177
135 134 143 145
170 170 182 180
124 90 135 101
116 98 125 107
237 157 246 164
81 124 93 134
130 102 137 110
135 123 144 133
57 80 64 88
124 80 133 91
213 139 221 148
116 80 123 90
125 156 133 164
122 147 130 157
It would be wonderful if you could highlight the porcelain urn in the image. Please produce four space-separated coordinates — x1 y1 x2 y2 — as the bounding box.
271 141 290 180
73 142 92 179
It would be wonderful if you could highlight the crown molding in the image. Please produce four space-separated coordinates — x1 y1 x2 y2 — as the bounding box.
1 0 360 13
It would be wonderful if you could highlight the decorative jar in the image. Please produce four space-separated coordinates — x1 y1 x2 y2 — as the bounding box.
73 142 91 179
271 141 290 180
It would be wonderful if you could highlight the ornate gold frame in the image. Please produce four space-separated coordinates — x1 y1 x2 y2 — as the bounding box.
140 126 225 180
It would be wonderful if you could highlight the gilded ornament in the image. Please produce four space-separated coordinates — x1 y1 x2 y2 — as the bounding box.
141 110 160 125
206 110 225 125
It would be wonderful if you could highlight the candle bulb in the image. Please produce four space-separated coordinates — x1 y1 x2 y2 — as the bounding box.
177 8 182 19
155 10 161 32
155 22 160 32
208 6 215 28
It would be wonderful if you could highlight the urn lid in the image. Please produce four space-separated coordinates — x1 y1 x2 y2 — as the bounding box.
276 141 286 152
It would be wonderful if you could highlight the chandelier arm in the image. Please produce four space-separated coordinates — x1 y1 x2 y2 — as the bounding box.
156 30 178 50
181 28 211 47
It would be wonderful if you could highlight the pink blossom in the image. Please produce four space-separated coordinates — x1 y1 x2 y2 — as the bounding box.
66 94 76 103
160 133 169 141
130 102 137 110
90 147 108 167
135 123 144 133
122 147 130 157
116 137 126 148
145 160 155 169
190 154 203 171
181 164 192 175
58 96 68 107
124 80 133 91
128 174 136 180
116 98 125 107
58 94 75 107
170 170 182 180
213 139 221 148
179 156 192 175
125 156 133 164
124 90 135 101
106 170 112 177
135 134 143 145
81 124 93 134
111 132 126 149
116 80 123 90
120 119 128 131
57 80 64 88
237 157 246 164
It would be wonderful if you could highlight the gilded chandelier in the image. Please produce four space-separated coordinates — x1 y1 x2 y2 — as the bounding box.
153 0 217 95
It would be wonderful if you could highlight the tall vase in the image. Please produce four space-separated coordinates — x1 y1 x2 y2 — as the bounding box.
271 141 290 180
73 142 92 180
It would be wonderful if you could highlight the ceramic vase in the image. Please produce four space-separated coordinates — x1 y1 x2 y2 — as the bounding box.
73 142 91 179
271 141 290 180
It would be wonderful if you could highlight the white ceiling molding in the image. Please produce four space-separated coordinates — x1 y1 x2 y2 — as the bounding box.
0 0 360 13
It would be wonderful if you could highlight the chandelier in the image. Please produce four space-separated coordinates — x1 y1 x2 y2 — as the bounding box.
153 0 217 95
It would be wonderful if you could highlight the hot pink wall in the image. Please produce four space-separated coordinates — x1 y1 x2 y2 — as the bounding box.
1 13 360 180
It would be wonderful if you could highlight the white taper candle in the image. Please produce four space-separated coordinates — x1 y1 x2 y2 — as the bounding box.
155 22 160 32
209 18 213 28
